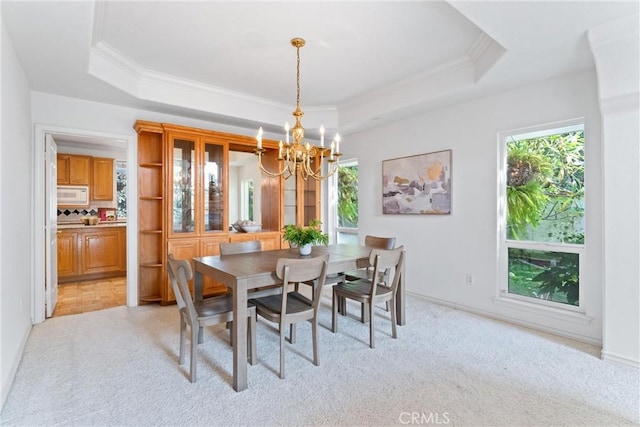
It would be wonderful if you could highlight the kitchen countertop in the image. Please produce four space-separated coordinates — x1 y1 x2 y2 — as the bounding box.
58 221 127 230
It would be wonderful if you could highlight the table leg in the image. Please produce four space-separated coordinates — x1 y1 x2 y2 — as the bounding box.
232 278 248 392
195 269 204 343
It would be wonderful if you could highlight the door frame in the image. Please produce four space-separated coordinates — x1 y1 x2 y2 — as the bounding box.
32 124 138 324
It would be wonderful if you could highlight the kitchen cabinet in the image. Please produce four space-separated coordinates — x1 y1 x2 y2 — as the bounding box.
91 157 114 200
57 154 91 185
135 120 317 305
57 226 126 283
57 231 78 277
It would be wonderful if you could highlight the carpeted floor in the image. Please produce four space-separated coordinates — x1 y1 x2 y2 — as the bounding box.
1 294 638 426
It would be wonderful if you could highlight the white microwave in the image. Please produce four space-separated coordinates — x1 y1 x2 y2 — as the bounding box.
57 186 90 207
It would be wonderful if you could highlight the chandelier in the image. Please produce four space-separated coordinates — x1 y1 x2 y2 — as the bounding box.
255 38 341 181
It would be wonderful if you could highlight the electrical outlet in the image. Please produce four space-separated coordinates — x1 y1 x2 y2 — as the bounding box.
465 274 474 285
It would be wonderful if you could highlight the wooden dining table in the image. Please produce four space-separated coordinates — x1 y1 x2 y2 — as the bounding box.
193 243 406 391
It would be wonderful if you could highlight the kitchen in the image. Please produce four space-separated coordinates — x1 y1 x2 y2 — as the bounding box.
54 138 127 316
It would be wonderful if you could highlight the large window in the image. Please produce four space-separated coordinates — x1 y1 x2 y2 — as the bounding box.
336 160 358 244
500 121 584 310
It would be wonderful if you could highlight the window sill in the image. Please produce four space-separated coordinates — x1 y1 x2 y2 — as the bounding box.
492 295 593 325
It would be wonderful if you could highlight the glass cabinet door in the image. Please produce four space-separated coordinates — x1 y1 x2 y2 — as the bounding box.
283 173 297 225
203 142 224 232
172 138 195 233
302 176 317 225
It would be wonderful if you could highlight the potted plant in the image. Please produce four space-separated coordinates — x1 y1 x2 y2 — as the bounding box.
282 219 329 255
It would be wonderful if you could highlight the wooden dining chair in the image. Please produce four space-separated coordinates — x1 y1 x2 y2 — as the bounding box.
167 254 257 383
248 255 328 379
331 246 404 348
219 240 262 255
220 240 282 299
340 235 397 321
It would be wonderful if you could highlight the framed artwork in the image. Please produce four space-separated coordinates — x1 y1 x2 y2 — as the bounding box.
382 149 452 215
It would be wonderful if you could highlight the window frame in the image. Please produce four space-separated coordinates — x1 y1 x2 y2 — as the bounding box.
497 118 586 313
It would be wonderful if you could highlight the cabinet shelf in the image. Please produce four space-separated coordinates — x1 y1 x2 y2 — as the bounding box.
140 196 164 200
140 262 163 268
140 230 163 235
139 162 163 168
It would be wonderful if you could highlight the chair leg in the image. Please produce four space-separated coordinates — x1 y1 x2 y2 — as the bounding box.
179 316 186 365
361 302 370 323
369 301 375 349
332 290 338 333
289 324 297 344
248 310 257 365
312 317 319 366
390 298 398 339
198 326 204 344
279 323 286 379
190 325 198 382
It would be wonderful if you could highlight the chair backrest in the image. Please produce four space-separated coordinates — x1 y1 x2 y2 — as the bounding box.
367 246 404 296
167 254 197 322
276 255 329 312
219 240 262 255
364 235 396 250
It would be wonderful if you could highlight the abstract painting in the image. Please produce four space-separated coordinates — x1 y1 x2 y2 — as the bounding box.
382 150 452 214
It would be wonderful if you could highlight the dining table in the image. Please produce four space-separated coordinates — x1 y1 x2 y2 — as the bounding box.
193 243 406 391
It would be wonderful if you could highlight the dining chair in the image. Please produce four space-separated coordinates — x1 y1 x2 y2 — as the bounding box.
248 255 328 379
331 246 405 348
219 240 262 255
167 254 257 383
220 240 282 299
340 235 397 322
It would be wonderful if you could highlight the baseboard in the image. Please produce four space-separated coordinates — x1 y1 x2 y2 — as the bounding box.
601 350 640 368
410 292 603 347
1 323 32 411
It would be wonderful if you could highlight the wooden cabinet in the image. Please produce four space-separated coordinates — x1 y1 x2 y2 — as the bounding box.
91 157 114 201
57 154 91 185
80 228 126 275
135 120 320 305
57 226 126 283
135 121 165 303
57 231 78 277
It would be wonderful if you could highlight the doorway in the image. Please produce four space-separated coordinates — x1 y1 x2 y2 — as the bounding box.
33 124 137 324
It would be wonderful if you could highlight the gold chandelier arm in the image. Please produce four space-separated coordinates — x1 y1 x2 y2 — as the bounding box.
255 151 291 178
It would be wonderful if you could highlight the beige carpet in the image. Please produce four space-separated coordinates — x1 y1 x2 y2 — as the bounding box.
1 294 638 426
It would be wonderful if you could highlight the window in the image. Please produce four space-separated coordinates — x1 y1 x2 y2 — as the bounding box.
500 121 584 310
240 179 254 221
116 160 127 219
336 160 358 244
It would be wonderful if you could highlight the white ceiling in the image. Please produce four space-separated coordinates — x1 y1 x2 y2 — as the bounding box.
2 1 638 142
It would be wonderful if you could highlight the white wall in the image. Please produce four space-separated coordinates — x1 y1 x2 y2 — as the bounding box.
1 21 34 407
343 70 604 344
589 14 640 367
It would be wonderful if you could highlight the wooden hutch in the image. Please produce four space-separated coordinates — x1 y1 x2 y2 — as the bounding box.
134 120 320 304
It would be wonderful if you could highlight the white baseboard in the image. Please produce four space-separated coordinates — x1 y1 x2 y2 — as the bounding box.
601 350 640 369
410 292 603 347
1 324 32 411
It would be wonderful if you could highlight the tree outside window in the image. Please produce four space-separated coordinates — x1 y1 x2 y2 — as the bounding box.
504 126 584 307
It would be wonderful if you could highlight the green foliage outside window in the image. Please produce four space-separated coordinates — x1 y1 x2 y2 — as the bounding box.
338 165 358 228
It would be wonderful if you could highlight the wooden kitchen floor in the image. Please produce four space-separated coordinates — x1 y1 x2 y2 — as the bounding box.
52 277 126 317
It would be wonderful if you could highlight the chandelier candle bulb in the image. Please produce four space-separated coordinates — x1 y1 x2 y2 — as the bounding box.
285 122 290 144
320 125 325 147
335 133 341 154
257 127 263 149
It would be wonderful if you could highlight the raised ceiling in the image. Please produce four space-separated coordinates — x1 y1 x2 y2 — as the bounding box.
2 1 638 139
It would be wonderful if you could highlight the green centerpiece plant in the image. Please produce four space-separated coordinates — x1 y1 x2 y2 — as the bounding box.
282 219 329 255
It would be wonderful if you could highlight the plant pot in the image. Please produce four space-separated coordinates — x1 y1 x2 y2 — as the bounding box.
298 243 312 256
